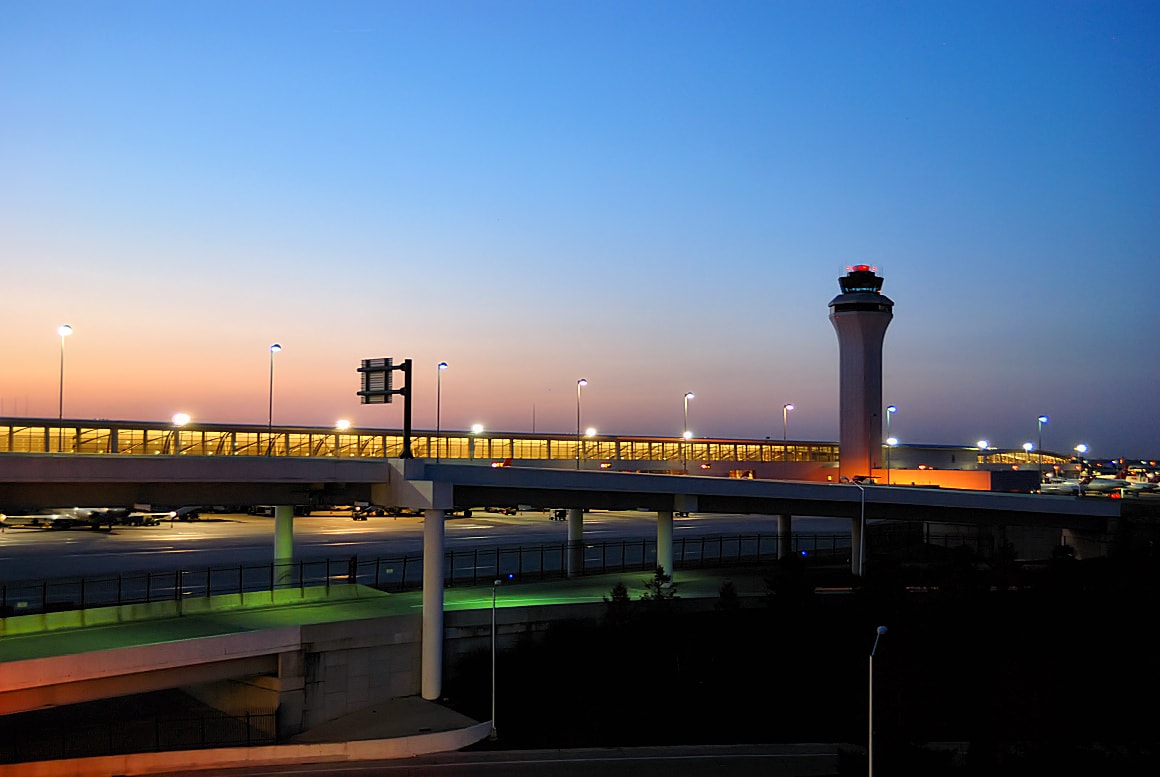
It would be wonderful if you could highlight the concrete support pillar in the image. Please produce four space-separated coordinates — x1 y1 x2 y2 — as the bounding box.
566 508 584 578
274 505 294 587
778 514 792 560
657 510 673 577
850 516 863 576
422 508 446 700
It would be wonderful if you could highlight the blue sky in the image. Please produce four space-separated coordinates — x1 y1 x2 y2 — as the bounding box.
2 1 1157 460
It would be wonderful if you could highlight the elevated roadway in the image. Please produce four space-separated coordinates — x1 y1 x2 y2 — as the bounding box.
0 453 1121 736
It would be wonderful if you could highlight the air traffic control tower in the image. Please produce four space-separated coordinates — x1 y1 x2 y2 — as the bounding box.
829 264 894 481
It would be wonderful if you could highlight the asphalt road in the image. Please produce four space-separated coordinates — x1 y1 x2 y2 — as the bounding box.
147 744 843 777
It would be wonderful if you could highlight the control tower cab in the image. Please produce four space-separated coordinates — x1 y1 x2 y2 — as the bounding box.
829 265 894 480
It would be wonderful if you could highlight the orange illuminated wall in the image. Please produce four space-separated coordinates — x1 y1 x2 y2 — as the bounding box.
871 469 992 491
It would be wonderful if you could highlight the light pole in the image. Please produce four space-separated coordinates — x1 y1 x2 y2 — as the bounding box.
575 378 587 469
885 437 897 484
977 440 989 467
1037 415 1048 476
782 403 794 442
854 482 866 576
683 392 694 473
1023 441 1034 471
884 405 896 479
869 625 888 777
267 343 282 453
56 324 72 450
436 362 448 462
490 575 511 741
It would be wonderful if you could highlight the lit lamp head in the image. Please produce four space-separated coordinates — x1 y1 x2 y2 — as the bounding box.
270 343 282 355
585 427 597 437
336 419 351 431
438 361 448 371
172 413 191 426
1075 443 1088 456
1023 442 1034 453
683 430 693 440
471 423 484 435
977 440 989 450
58 324 73 339
886 437 898 446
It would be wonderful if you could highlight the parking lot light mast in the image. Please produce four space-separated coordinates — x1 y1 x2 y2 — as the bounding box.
683 392 694 473
1037 415 1049 476
575 378 587 469
436 362 448 462
782 402 794 441
56 324 72 450
267 343 282 454
490 575 512 740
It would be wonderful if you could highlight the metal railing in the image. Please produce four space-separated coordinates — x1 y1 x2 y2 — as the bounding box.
1 532 853 618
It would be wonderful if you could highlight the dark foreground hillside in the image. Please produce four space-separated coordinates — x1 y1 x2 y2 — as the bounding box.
447 553 1159 776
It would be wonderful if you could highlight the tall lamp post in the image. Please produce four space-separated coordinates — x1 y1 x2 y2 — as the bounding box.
267 343 282 453
436 361 448 462
490 574 512 740
575 378 587 469
869 625 888 777
683 392 695 473
854 482 866 576
782 402 794 442
57 324 72 450
1036 415 1048 476
884 405 897 478
1023 441 1034 471
885 437 898 484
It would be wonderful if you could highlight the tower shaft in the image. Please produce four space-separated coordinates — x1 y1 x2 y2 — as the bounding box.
828 265 894 481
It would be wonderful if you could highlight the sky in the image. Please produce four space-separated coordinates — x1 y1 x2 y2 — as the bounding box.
2 1 1157 460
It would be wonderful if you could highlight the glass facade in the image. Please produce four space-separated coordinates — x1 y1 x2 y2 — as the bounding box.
0 418 1072 469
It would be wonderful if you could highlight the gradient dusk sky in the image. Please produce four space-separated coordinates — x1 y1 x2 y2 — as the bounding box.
2 1 1157 459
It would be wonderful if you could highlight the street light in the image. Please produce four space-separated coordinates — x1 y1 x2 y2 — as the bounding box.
782 403 794 442
336 419 351 431
576 378 588 469
56 324 72 450
683 392 695 473
853 481 866 576
977 440 989 467
436 362 448 462
1023 441 1034 469
491 574 513 740
869 625 888 777
267 343 282 453
885 437 898 484
1037 415 1049 475
884 405 897 473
